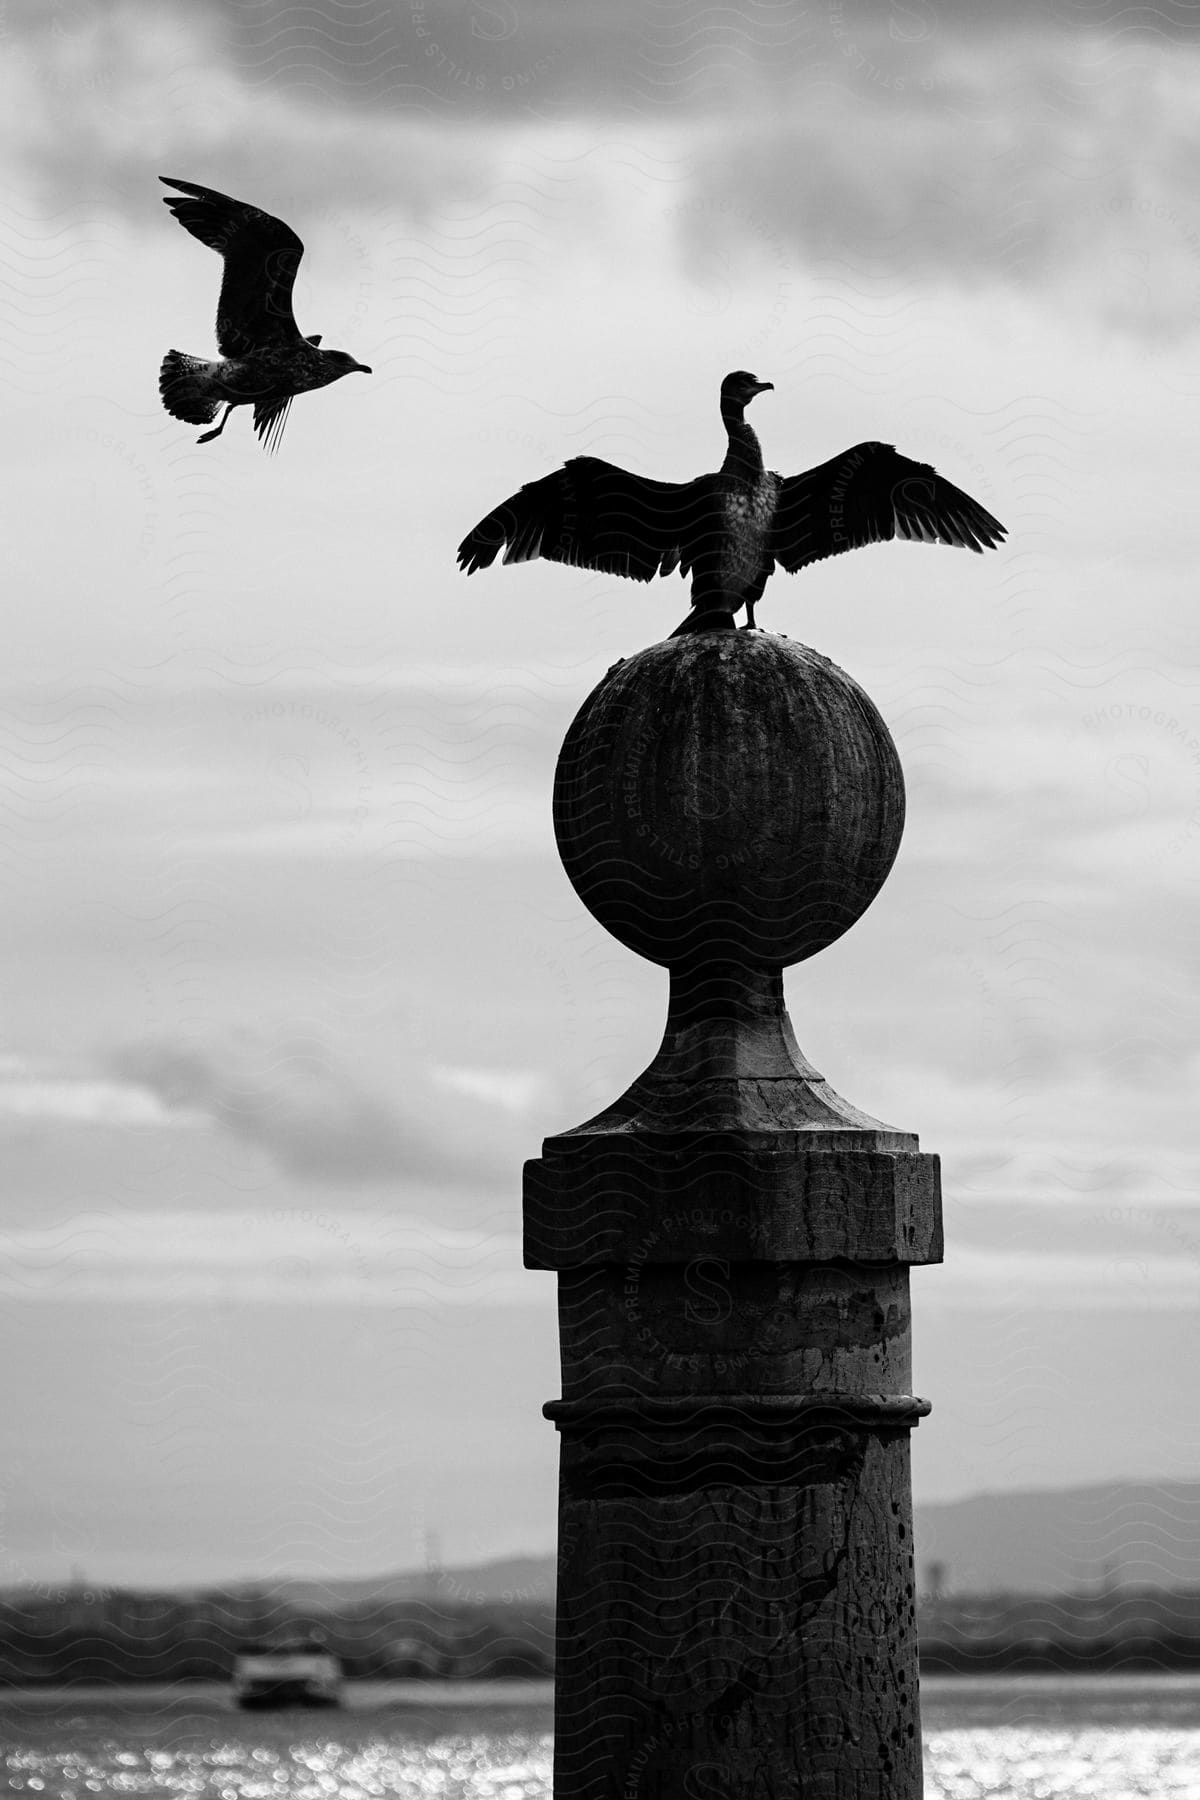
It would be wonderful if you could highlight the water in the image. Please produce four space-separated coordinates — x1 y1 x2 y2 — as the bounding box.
2 1676 1200 1797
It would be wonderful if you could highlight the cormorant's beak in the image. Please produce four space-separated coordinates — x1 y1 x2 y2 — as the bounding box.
752 380 774 394
354 363 373 374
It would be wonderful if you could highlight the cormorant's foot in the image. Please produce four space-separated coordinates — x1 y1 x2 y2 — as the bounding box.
670 610 738 637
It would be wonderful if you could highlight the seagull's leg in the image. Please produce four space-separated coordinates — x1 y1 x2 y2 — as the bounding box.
197 405 233 445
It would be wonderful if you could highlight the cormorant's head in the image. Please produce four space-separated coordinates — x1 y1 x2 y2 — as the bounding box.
721 370 773 409
321 348 373 379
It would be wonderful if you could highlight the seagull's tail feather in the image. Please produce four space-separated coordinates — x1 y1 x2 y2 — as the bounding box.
159 350 223 425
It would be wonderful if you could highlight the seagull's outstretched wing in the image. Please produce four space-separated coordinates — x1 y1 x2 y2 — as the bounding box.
160 176 304 358
771 442 1006 572
458 456 715 582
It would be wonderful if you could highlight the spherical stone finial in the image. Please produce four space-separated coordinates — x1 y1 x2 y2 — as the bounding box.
553 633 904 969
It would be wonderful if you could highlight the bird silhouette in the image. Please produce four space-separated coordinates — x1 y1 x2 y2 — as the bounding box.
158 177 371 451
457 371 1006 632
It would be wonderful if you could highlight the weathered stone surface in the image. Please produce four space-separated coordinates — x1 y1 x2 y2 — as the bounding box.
552 1427 922 1799
525 1145 942 1268
554 1260 915 1395
553 634 905 968
562 963 915 1140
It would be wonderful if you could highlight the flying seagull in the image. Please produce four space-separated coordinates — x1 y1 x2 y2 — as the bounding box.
457 371 1006 632
158 176 371 452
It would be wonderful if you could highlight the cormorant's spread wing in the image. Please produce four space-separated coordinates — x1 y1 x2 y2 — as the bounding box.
160 176 304 357
772 443 1006 572
253 396 294 454
457 457 714 582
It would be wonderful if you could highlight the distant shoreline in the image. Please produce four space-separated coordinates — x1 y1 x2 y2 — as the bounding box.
0 1678 557 1709
5 1671 1200 1710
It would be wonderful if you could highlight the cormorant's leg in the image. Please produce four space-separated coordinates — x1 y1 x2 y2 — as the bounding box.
742 596 757 629
197 405 233 445
670 608 737 638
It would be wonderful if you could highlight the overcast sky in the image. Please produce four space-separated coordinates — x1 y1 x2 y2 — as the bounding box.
2 0 1199 1589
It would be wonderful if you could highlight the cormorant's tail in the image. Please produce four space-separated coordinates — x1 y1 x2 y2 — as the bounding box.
159 350 223 425
669 608 738 637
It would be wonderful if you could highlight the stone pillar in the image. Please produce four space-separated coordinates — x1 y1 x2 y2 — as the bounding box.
526 633 942 1800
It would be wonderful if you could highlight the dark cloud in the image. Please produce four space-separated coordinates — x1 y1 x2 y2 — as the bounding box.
9 0 1200 150
674 74 1200 339
5 0 817 125
215 0 822 115
109 1033 514 1187
13 0 1200 340
190 0 1200 117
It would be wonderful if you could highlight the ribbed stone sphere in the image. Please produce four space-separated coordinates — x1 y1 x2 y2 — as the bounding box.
553 633 904 968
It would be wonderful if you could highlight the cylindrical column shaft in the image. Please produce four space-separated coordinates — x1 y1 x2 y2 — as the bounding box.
538 1222 930 1797
552 1401 922 1798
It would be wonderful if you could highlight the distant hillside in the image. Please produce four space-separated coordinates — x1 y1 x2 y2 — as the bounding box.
914 1480 1200 1595
221 1480 1200 1610
226 1554 557 1612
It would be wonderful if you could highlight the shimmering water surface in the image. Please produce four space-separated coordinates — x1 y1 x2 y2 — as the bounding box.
3 1676 1200 1798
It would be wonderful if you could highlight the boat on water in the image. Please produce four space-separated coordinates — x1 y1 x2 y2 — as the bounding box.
232 1640 343 1709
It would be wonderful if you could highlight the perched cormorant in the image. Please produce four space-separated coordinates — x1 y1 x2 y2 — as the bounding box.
158 177 372 451
457 371 1006 632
